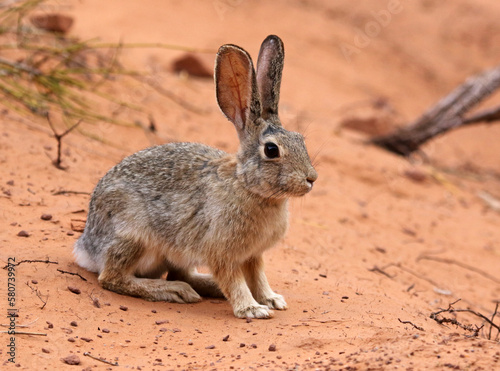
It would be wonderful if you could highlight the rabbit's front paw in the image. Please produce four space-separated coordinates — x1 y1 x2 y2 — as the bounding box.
260 294 287 310
234 303 274 319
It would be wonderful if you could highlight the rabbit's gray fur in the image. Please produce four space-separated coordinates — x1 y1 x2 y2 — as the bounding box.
74 35 317 318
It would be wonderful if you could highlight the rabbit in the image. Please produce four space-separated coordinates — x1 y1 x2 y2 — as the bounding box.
73 35 318 319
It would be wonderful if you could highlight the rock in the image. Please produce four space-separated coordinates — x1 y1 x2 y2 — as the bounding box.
17 230 30 237
269 344 277 351
41 214 53 221
171 54 212 78
31 14 74 34
61 354 80 365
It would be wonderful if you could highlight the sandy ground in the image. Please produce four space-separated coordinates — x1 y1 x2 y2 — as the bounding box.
1 0 500 369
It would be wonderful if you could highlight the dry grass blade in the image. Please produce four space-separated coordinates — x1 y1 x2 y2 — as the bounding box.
0 0 210 157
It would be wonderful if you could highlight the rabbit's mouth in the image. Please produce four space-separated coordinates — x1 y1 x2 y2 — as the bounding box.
306 179 315 191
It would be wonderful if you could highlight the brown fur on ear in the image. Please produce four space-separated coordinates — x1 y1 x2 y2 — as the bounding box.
215 44 261 135
256 35 284 123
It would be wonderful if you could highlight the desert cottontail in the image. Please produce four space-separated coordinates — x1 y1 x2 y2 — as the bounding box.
74 35 318 319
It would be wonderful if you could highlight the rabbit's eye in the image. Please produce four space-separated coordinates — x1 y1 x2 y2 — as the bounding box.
264 142 280 159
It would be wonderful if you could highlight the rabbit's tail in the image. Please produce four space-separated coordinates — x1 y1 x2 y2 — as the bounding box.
73 238 101 273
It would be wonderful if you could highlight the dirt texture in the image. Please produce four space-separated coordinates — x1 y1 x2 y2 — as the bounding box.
1 0 500 370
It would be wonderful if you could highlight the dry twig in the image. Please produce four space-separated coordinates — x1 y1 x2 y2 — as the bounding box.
46 113 82 169
26 281 48 309
417 255 500 284
57 269 87 281
398 318 424 331
3 258 58 269
0 331 47 336
430 299 500 340
83 352 118 366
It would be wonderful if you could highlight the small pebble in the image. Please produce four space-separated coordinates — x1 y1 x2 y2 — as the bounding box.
31 279 38 284
119 305 128 311
102 328 110 333
223 335 230 342
70 321 77 327
46 321 54 329
67 286 81 295
41 214 53 221
155 320 169 325
67 338 75 343
246 318 253 323
239 343 245 348
17 230 30 237
251 344 257 349
7 180 14 186
80 337 92 342
268 344 277 352
206 345 215 349
42 348 51 354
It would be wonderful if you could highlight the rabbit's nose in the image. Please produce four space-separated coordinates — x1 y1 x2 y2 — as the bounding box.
306 170 318 189
306 169 318 186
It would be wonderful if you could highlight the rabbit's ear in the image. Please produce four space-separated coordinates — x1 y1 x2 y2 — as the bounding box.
216 44 261 135
256 35 284 123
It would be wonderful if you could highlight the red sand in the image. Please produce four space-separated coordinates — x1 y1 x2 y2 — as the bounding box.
1 1 499 369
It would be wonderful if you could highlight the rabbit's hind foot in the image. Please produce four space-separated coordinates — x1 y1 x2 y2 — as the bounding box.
99 272 201 304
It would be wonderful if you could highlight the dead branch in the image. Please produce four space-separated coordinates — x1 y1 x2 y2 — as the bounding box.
371 65 500 156
463 104 500 124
